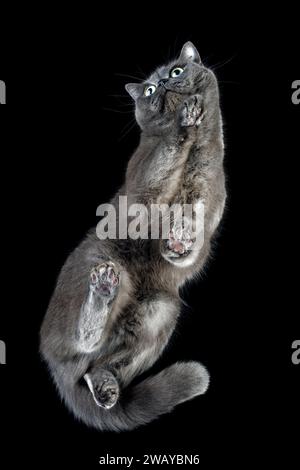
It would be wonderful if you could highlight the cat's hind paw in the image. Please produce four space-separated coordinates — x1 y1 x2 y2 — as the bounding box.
161 220 198 267
84 370 119 410
90 262 119 297
167 226 193 256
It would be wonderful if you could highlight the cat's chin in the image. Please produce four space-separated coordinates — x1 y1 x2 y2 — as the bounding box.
163 91 183 113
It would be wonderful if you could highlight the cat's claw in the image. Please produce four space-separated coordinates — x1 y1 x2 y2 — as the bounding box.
181 95 204 127
90 262 119 297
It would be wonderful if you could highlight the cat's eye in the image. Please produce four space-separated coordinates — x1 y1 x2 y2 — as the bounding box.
144 85 157 96
170 67 184 78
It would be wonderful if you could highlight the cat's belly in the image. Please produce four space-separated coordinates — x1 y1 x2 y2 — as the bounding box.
118 296 179 385
142 297 178 338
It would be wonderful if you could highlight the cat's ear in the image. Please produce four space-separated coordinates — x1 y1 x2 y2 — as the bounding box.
125 83 143 100
179 42 201 64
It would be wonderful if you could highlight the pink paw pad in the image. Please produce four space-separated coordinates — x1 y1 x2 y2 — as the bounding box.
167 226 193 255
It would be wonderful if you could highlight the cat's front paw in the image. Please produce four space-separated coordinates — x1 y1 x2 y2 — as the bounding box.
90 262 119 297
181 95 204 127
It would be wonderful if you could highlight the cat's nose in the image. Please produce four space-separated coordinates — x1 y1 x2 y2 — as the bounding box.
158 78 168 87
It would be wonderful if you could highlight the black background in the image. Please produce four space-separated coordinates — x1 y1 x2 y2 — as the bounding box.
0 6 299 468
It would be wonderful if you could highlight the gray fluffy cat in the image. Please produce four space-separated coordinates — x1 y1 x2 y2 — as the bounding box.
40 42 226 431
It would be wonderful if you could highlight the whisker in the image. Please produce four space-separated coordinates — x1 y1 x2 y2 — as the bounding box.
119 117 136 134
109 97 135 108
121 115 136 128
118 119 137 142
117 103 135 108
210 52 238 71
115 72 144 82
218 80 240 85
107 94 131 98
102 107 133 114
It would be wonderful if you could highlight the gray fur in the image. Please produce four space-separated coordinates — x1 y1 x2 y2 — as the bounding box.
40 42 226 431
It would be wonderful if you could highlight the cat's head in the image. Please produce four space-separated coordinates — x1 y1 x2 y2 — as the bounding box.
125 42 218 132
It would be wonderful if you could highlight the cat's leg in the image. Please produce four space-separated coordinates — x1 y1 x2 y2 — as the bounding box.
76 261 120 354
159 95 207 267
125 95 204 208
84 294 180 409
77 261 125 409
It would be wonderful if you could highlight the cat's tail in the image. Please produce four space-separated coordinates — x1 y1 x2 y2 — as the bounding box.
61 361 209 432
